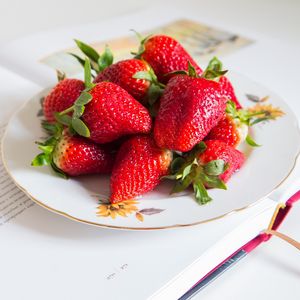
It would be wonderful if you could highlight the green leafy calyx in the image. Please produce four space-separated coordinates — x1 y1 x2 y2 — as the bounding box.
130 30 152 58
165 61 200 78
165 142 228 205
202 57 228 80
56 70 66 82
71 39 114 74
31 123 67 178
98 45 113 72
245 134 261 147
226 99 284 146
133 66 165 107
56 59 93 138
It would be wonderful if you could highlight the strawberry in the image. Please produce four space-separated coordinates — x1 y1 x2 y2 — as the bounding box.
201 57 242 109
83 82 152 143
56 60 152 144
109 135 172 203
73 40 164 104
154 67 227 152
219 76 242 109
57 83 152 144
31 123 114 177
198 140 245 183
206 100 284 147
166 140 245 204
95 59 158 102
205 114 248 147
43 76 85 123
133 34 202 83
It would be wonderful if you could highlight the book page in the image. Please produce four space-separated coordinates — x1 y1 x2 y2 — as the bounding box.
41 19 252 77
0 124 35 226
0 7 253 87
0 67 41 226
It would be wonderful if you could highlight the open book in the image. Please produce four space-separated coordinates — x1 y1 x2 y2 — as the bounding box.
0 7 299 300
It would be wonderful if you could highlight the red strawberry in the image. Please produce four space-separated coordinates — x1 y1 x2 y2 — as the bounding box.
219 76 242 109
198 140 245 182
94 59 151 101
154 74 227 152
205 115 248 147
73 40 163 104
109 135 172 203
43 78 85 123
57 80 152 144
83 82 152 143
201 57 242 109
206 100 284 147
32 125 114 176
167 140 244 204
56 61 152 144
135 35 202 83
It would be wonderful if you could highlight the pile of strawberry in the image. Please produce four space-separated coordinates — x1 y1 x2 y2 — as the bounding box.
32 34 281 205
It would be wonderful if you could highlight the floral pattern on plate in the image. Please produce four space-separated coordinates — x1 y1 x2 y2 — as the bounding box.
97 200 165 222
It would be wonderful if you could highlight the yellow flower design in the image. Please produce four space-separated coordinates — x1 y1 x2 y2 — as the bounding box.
96 200 139 219
247 103 285 120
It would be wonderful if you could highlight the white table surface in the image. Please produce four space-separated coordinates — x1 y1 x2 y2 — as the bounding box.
0 0 299 299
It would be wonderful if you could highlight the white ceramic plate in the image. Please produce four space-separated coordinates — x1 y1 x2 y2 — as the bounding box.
2 72 300 230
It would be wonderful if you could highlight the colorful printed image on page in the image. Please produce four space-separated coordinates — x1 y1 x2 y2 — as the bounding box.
40 19 253 76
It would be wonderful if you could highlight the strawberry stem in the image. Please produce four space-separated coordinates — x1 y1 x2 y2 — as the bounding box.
201 57 228 81
164 61 200 78
226 100 284 127
31 122 68 179
72 39 114 74
56 70 66 82
130 30 152 58
58 106 74 116
55 61 94 138
133 67 165 108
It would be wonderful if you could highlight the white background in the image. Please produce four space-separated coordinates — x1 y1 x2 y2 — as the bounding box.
0 0 299 299
0 0 300 47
